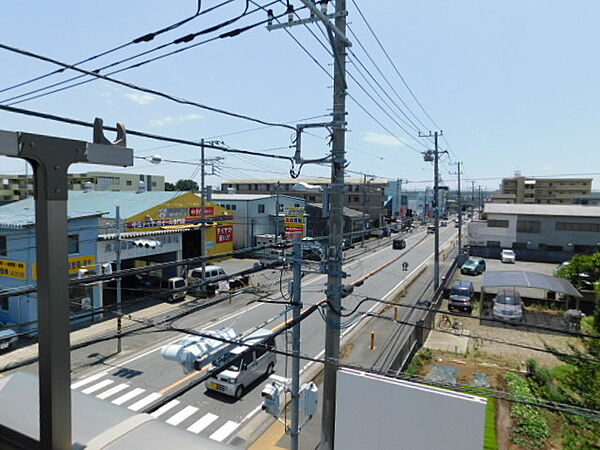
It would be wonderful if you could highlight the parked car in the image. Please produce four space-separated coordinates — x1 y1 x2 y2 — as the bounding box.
392 238 406 250
492 289 523 322
205 328 276 399
426 224 435 234
187 265 228 296
448 280 475 314
166 277 187 302
440 221 447 227
461 257 486 275
500 249 516 263
0 327 18 352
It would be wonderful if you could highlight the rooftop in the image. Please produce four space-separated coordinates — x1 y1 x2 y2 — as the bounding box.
211 193 302 201
484 203 600 217
308 203 365 218
0 191 194 227
223 177 389 185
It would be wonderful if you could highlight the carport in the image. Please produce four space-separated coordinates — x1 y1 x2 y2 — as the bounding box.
480 271 583 314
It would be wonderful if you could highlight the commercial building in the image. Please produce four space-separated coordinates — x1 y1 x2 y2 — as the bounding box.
490 175 592 205
467 203 600 262
0 189 233 331
211 193 305 249
572 193 600 206
0 171 165 202
220 177 387 228
305 203 365 240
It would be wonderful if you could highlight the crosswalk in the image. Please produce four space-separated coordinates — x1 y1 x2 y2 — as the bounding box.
70 373 245 443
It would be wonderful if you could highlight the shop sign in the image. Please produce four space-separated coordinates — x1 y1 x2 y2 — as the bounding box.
0 259 27 280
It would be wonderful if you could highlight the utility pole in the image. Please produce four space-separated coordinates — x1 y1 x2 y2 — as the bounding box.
451 162 463 252
115 206 122 353
471 180 475 214
275 181 281 242
420 131 446 291
478 185 483 211
321 0 348 447
290 237 302 450
200 139 207 285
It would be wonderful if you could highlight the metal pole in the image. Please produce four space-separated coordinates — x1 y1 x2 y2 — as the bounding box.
395 178 400 218
201 139 206 285
275 181 281 243
321 0 347 447
33 163 71 449
361 175 366 247
116 206 122 353
433 132 440 291
457 162 462 252
290 238 302 450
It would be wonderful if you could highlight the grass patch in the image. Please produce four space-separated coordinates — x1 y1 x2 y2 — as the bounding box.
483 397 498 450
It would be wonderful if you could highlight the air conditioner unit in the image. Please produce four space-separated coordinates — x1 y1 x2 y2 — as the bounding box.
101 263 113 275
81 297 92 310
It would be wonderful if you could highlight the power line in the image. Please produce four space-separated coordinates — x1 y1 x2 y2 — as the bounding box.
1 0 274 106
0 16 300 131
0 0 220 95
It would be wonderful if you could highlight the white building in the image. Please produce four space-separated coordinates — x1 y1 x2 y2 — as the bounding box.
210 194 305 249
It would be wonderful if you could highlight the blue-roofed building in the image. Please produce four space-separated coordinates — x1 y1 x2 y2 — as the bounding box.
0 187 234 333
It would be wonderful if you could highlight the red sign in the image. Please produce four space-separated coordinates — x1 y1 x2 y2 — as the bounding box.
189 206 214 217
216 225 233 243
284 226 304 240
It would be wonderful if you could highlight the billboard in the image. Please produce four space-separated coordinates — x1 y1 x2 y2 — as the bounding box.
284 207 305 240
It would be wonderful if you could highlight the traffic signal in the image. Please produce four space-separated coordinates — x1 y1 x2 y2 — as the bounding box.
261 382 283 418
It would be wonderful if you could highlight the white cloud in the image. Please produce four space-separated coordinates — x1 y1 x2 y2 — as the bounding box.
149 113 203 127
363 132 406 147
124 92 156 105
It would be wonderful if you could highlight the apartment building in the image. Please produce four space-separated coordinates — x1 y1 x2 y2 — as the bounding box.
0 172 165 202
220 177 387 228
491 176 591 205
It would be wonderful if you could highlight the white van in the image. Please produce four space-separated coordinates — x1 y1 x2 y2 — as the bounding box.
205 328 276 399
187 265 228 295
167 277 187 302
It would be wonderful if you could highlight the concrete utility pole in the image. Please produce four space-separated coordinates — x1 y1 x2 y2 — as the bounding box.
200 139 207 285
321 0 348 447
115 206 122 353
420 131 446 291
275 181 281 242
451 162 463 252
471 180 476 213
290 238 302 450
0 122 132 449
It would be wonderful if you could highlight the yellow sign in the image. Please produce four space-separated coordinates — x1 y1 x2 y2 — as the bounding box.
284 206 305 239
33 255 95 280
0 259 27 280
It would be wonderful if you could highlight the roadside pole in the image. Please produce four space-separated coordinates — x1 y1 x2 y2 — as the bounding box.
290 238 302 450
275 181 281 242
452 162 463 252
433 133 440 290
200 139 206 286
116 205 122 353
361 174 366 247
321 0 348 447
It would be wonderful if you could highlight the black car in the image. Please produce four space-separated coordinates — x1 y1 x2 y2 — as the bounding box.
392 238 406 250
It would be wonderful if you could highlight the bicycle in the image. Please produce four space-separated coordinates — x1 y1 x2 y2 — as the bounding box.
436 314 464 335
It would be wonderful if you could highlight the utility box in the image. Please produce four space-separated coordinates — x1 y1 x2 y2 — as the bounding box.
300 382 319 417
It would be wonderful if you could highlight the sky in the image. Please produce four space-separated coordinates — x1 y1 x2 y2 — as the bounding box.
0 1 599 192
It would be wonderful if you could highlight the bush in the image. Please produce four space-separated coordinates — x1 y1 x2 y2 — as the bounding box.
404 348 432 377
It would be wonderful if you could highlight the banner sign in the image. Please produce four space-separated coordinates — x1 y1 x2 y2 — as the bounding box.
284 207 305 240
0 259 27 280
216 225 233 243
33 255 95 280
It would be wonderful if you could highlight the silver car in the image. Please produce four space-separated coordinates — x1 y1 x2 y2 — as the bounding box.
492 289 523 322
205 329 276 399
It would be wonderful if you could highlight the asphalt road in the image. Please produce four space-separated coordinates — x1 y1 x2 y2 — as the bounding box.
13 226 458 446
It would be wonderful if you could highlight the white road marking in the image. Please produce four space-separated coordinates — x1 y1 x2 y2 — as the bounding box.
241 404 262 424
81 379 113 395
187 413 219 434
151 400 180 418
128 392 163 412
70 372 107 389
209 420 239 442
166 405 198 426
96 383 129 400
111 387 145 406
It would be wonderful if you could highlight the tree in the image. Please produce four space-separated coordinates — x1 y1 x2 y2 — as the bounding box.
174 179 199 192
165 182 176 191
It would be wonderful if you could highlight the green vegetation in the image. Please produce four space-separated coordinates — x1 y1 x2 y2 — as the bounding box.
483 397 498 450
504 372 550 448
403 347 432 377
165 179 199 192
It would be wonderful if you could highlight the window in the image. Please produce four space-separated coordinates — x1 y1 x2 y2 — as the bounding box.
308 195 316 202
486 241 501 247
546 245 563 252
487 219 509 228
556 222 600 232
68 235 79 254
231 204 237 211
258 204 265 214
0 235 6 256
512 242 528 249
126 180 132 186
517 220 540 233
294 204 300 207
1 298 8 311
